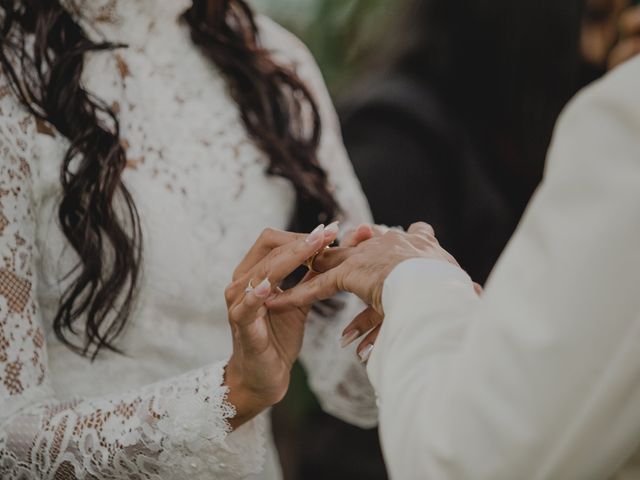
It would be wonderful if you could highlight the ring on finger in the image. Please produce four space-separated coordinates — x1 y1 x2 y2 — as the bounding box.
244 279 254 294
304 245 331 273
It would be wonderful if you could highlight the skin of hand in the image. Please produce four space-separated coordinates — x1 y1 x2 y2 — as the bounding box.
224 222 339 428
267 222 471 362
609 4 640 69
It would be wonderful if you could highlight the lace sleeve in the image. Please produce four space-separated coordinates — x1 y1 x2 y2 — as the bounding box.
257 17 378 428
0 98 265 479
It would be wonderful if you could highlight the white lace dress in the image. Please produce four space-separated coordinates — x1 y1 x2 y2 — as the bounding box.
0 1 377 478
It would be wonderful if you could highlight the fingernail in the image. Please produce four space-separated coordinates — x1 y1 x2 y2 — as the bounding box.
306 224 325 244
340 330 360 348
324 221 340 238
254 278 271 298
359 344 374 363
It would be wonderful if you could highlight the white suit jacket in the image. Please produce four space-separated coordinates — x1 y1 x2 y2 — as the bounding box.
367 56 640 479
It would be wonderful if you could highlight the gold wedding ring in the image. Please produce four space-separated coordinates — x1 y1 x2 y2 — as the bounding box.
304 252 320 273
304 245 330 273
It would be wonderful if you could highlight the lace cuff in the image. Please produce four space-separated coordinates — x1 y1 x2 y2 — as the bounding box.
0 361 266 479
155 362 267 479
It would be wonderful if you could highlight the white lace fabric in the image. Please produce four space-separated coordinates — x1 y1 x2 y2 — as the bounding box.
0 1 376 478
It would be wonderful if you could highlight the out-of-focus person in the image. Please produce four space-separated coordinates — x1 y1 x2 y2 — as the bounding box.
268 54 640 479
341 0 640 285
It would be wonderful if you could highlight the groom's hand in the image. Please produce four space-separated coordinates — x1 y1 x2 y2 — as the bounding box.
267 223 466 360
269 222 453 314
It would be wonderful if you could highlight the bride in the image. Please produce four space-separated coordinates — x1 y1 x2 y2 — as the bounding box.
0 0 376 478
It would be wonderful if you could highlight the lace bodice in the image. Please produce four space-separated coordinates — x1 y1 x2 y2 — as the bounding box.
0 1 377 478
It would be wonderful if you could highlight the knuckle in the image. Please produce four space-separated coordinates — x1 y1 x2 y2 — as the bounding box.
345 253 362 269
258 256 273 277
224 279 246 304
231 267 242 282
259 227 275 244
224 284 236 305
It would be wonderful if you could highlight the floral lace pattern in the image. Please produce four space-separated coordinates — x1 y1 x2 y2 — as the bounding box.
0 1 376 478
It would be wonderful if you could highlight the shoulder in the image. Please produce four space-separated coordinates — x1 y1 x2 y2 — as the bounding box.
547 56 640 180
558 57 640 130
255 15 314 68
254 15 326 94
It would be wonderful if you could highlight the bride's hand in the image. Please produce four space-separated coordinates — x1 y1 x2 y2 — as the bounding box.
268 222 470 361
224 223 338 428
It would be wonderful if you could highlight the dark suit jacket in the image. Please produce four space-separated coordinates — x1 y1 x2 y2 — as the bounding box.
341 74 529 283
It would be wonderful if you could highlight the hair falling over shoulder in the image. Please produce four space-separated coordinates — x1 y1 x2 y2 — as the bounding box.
0 0 338 358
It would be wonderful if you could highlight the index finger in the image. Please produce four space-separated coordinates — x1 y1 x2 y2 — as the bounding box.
408 222 435 238
267 268 343 310
233 228 307 281
311 247 355 273
245 225 333 288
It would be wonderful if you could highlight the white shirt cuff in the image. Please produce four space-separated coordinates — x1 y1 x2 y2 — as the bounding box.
381 258 473 317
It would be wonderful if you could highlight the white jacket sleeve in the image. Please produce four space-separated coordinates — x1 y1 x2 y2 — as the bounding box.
367 56 640 480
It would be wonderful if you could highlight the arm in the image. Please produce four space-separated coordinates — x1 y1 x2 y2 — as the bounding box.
368 59 640 479
0 110 265 479
257 16 378 428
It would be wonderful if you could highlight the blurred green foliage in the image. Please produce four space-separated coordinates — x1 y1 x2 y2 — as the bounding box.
251 0 399 94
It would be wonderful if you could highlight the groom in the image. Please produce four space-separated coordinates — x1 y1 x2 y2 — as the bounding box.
265 56 640 478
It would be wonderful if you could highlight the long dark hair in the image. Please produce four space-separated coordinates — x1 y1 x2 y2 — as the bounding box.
390 0 585 203
0 0 338 357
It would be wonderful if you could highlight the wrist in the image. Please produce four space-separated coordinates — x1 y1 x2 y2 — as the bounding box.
224 360 273 429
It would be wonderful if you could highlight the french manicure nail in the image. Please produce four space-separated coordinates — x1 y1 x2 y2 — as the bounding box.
340 330 360 348
359 344 374 363
324 221 340 237
254 278 271 298
306 224 325 244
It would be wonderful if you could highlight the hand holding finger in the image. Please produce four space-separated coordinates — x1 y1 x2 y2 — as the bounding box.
270 220 470 317
233 222 339 282
267 265 344 310
227 223 331 303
